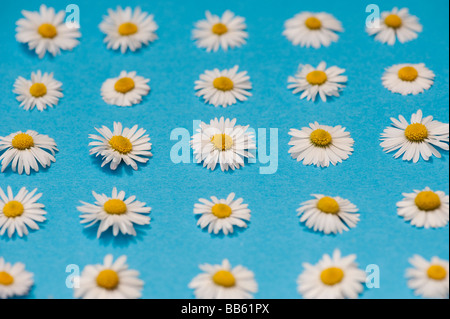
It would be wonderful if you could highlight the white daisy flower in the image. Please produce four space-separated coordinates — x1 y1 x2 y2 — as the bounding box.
382 63 435 96
15 4 81 58
89 122 152 171
189 259 258 299
194 193 251 235
13 70 63 111
283 12 343 48
77 187 151 238
380 110 449 163
297 194 359 235
192 10 248 52
101 71 150 107
287 62 347 102
297 249 366 299
406 255 449 299
366 7 422 45
397 187 449 229
191 117 256 171
0 130 58 175
288 122 354 168
0 258 34 299
195 65 252 107
99 6 158 54
74 254 143 299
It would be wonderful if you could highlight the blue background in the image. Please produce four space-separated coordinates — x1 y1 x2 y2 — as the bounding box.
0 0 448 299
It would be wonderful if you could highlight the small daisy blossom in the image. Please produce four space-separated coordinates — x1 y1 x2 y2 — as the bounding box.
287 61 347 102
101 71 150 107
189 259 258 299
195 65 252 107
89 122 152 171
283 12 343 48
74 254 144 299
99 6 158 53
382 63 435 95
191 117 256 171
0 258 34 299
380 110 449 163
192 10 248 52
366 7 422 45
297 249 366 299
288 122 354 168
15 4 81 58
406 255 449 299
0 130 58 175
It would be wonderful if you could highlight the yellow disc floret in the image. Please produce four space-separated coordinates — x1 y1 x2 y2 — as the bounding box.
404 123 428 142
310 129 332 147
0 271 14 286
305 17 322 30
415 191 441 211
96 269 120 290
212 270 236 287
398 66 419 82
427 265 447 281
316 197 340 214
2 201 25 218
114 77 135 93
29 83 47 98
211 134 233 151
38 23 57 38
109 136 133 154
213 77 234 91
12 133 34 150
306 70 328 85
320 267 344 285
103 199 127 215
384 14 402 29
118 22 138 36
211 204 232 219
211 23 228 35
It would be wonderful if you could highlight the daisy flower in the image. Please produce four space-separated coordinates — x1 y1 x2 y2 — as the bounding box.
0 258 34 299
194 193 251 235
380 110 449 163
13 70 63 111
191 117 256 171
15 4 81 58
195 65 252 107
74 254 144 299
283 12 343 48
382 63 435 96
192 10 248 52
297 249 366 299
397 187 449 229
366 7 422 45
89 122 152 171
101 71 150 107
77 187 151 238
288 122 354 168
0 130 58 175
287 62 347 102
297 194 359 235
189 259 258 299
99 6 158 54
406 255 449 299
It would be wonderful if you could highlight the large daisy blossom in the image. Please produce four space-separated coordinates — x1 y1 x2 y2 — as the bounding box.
0 258 34 299
101 71 150 107
382 63 435 96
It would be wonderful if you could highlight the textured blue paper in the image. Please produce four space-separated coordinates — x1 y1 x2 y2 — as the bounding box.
0 0 448 299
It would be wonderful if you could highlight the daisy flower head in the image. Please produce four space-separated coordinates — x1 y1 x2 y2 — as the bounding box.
195 65 252 107
283 12 343 48
189 259 258 299
297 249 366 299
397 187 449 229
192 10 248 52
382 63 435 96
0 130 58 175
77 187 151 238
13 71 63 111
191 117 256 171
297 194 360 235
406 255 449 299
74 254 144 299
15 4 81 58
366 7 422 45
101 71 150 107
380 110 449 163
0 258 34 299
288 122 354 168
287 62 347 102
99 6 158 54
89 122 152 171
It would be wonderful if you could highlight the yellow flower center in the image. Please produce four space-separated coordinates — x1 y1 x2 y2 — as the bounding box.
109 136 133 154
398 66 419 82
103 199 127 215
384 14 402 29
11 133 34 150
306 70 328 86
114 77 135 93
96 269 120 290
213 76 234 91
320 267 344 285
38 23 57 38
305 17 322 30
404 123 428 142
211 203 232 218
310 129 332 147
2 201 25 218
118 22 138 36
414 191 441 211
29 83 47 98
211 23 228 35
0 271 14 286
427 265 447 281
212 270 236 287
316 197 340 214
211 134 233 151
